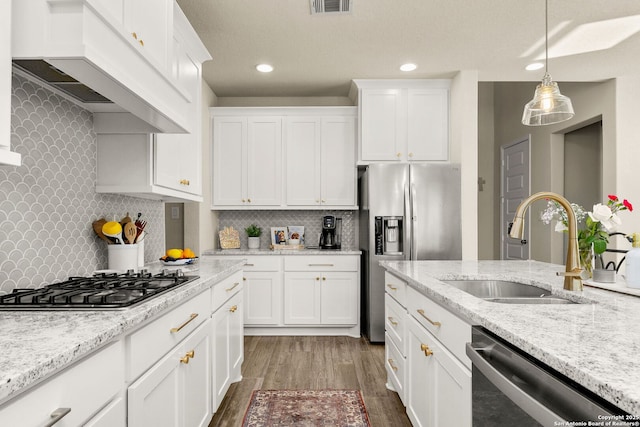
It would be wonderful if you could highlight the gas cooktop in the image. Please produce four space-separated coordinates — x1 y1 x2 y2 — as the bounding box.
0 270 199 310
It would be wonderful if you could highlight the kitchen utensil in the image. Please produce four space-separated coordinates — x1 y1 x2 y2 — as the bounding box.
123 221 137 244
92 218 112 244
102 221 124 244
121 212 132 224
134 220 147 243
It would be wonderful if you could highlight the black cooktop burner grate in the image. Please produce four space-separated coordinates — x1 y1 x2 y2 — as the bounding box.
0 270 199 310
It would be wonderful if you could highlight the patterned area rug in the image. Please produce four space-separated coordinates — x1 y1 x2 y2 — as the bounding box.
241 389 371 427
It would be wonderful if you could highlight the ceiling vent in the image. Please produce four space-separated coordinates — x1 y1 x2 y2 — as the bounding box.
310 0 351 14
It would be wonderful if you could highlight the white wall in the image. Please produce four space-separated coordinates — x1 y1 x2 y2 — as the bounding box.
477 83 496 259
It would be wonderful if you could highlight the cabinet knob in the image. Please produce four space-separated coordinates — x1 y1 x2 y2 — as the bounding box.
420 343 433 357
229 305 238 313
186 350 195 358
241 199 246 203
316 277 320 281
247 198 251 203
243 277 247 281
179 179 190 186
322 277 326 281
408 152 414 157
321 199 326 203
131 32 138 39
139 39 144 47
396 152 402 157
180 355 190 364
316 199 320 204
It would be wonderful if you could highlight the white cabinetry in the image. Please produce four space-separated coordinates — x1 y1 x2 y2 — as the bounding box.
128 319 212 427
212 115 283 207
285 115 356 207
211 107 357 210
0 341 125 427
354 80 450 163
211 272 244 410
384 272 408 404
1 0 20 166
283 256 358 326
242 256 283 326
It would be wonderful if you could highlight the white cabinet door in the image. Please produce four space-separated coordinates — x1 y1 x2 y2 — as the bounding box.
155 131 202 196
211 292 243 409
283 272 321 324
407 89 449 161
1 0 20 166
406 317 471 427
212 117 246 206
320 116 356 206
360 89 402 161
247 117 282 206
320 272 358 325
244 271 282 325
128 320 212 427
285 117 321 206
123 0 172 72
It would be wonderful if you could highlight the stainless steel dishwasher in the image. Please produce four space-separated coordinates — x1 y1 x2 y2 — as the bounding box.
466 326 627 426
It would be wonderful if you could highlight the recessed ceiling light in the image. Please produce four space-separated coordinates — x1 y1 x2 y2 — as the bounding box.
256 64 274 73
526 62 545 71
400 63 417 72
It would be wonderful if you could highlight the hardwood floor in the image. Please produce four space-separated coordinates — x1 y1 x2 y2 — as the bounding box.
208 336 412 427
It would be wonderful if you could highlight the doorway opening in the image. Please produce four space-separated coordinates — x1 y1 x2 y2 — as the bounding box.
165 203 185 250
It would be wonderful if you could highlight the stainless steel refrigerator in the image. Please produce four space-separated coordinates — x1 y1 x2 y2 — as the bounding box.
359 163 462 343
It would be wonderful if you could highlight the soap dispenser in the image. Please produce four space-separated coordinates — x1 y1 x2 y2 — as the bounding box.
625 233 640 288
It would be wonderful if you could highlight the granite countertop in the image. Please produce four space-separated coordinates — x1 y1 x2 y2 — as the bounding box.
0 258 245 405
204 248 361 256
380 260 640 416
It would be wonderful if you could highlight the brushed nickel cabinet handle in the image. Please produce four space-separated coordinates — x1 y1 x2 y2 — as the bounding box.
45 408 71 427
417 309 441 327
170 313 198 333
308 263 334 267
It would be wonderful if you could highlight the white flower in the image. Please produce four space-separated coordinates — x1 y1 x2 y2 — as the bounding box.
554 221 567 233
588 203 620 231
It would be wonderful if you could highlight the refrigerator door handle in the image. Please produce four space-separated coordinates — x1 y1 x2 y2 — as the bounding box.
410 183 417 260
404 183 411 260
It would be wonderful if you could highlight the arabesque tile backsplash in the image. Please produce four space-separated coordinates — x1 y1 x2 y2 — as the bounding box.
0 73 165 294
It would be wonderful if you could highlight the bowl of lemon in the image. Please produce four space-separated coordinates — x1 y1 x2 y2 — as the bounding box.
160 248 198 265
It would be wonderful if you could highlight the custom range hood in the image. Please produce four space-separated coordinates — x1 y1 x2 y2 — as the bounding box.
12 0 193 134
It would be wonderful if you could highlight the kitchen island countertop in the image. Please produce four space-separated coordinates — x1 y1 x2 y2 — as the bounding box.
0 257 245 405
380 260 640 416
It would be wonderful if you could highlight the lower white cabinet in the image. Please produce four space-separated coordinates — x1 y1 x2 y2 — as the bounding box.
406 316 471 427
212 291 243 408
128 319 212 427
242 256 283 326
0 341 124 427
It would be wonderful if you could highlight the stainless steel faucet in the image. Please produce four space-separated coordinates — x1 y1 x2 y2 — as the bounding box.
509 191 583 291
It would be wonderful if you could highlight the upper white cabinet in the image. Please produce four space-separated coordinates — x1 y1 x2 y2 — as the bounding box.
1 0 20 166
12 0 199 133
211 107 357 210
212 115 283 207
285 115 356 207
93 4 210 202
353 80 450 163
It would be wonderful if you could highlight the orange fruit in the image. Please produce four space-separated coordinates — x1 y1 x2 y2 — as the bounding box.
183 248 196 259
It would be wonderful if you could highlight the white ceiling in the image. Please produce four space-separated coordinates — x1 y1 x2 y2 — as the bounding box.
176 0 640 98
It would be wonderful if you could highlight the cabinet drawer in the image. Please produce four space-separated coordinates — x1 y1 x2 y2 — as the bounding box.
385 293 406 356
406 286 471 368
284 255 358 272
212 270 243 312
384 272 407 307
385 335 406 405
242 256 282 272
0 341 123 427
127 289 210 381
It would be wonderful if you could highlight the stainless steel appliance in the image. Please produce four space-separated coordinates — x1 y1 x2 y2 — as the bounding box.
466 326 625 426
320 215 342 250
359 163 462 342
0 270 198 310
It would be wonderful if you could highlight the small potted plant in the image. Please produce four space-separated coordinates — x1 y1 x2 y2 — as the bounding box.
245 224 262 249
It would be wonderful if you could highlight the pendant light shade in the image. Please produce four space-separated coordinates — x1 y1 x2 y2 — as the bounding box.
522 0 574 126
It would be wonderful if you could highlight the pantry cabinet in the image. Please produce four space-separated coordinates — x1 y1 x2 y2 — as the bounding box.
211 107 357 210
128 319 212 427
212 116 283 207
354 80 450 163
285 115 356 207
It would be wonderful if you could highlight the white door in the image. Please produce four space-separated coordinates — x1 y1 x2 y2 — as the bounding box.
320 272 358 325
501 137 530 260
407 89 449 161
244 271 282 325
212 117 246 206
182 321 212 427
247 117 282 206
321 117 356 206
360 89 402 161
283 272 321 324
285 117 321 206
212 302 231 407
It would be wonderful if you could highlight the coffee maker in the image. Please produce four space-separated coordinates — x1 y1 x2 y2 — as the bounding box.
319 215 342 250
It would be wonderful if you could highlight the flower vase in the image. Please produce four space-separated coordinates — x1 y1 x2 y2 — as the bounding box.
579 246 594 279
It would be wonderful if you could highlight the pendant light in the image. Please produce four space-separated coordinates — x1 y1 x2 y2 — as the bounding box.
522 0 574 126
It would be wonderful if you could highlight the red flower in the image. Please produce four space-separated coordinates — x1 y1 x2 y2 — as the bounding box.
624 199 633 212
608 194 618 201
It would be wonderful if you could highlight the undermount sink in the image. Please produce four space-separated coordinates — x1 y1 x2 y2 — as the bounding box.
440 280 576 304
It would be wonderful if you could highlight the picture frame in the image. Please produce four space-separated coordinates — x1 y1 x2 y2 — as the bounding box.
271 227 288 246
287 226 305 245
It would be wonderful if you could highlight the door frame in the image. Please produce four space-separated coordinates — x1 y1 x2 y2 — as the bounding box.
500 136 531 260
